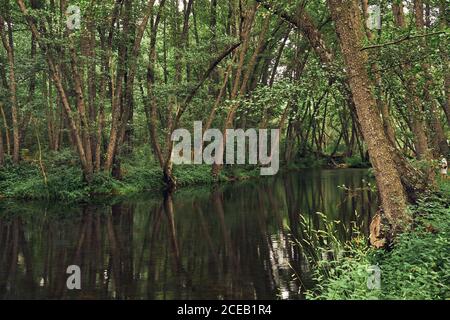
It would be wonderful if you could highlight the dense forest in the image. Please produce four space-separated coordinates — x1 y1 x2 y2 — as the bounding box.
0 0 449 302
0 0 448 243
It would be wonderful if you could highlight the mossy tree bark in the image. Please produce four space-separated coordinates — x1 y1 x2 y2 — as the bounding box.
327 0 410 235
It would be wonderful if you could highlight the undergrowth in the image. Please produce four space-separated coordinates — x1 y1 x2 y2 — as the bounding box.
304 180 450 300
0 149 262 202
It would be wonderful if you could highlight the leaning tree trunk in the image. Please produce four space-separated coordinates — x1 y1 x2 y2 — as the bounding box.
257 0 430 200
327 0 410 239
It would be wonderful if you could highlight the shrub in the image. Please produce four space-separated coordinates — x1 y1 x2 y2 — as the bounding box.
344 155 371 168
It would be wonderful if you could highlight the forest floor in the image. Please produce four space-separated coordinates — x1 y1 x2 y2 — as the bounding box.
306 179 450 300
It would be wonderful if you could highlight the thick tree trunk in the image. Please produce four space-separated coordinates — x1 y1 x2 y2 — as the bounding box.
95 0 121 172
257 0 427 200
328 0 409 235
19 32 37 149
86 14 97 169
144 0 168 171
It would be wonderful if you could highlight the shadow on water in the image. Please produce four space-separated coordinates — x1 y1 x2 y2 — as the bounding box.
0 169 377 300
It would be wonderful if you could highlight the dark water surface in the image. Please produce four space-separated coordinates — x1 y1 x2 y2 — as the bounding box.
0 169 377 300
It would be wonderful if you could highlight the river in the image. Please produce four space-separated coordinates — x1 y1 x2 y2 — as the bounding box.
0 169 377 300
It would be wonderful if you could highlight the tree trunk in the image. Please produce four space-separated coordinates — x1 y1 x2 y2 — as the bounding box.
414 0 449 157
0 15 20 164
17 0 91 179
328 0 409 235
0 103 10 156
0 122 4 167
390 1 432 162
361 0 397 147
105 0 156 174
212 3 258 179
145 0 167 168
69 44 94 180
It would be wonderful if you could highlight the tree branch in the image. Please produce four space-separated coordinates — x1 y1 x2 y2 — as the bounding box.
183 41 242 107
361 31 447 51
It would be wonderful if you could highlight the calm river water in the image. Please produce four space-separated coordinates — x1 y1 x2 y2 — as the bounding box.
0 169 377 300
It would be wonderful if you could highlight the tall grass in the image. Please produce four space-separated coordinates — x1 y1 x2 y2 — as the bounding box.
304 181 450 300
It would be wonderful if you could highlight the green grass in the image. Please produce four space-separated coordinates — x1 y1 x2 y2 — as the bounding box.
305 180 450 300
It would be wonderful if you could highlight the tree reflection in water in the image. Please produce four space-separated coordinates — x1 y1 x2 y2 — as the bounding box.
0 169 376 299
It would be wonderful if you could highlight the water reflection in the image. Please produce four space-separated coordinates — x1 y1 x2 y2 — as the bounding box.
0 169 376 300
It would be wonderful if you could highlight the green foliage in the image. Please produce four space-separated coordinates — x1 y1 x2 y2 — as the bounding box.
121 165 164 194
0 162 88 201
0 150 264 202
438 179 450 195
306 182 450 300
344 155 371 168
90 172 126 196
174 165 216 186
222 165 261 181
306 240 379 300
286 157 326 170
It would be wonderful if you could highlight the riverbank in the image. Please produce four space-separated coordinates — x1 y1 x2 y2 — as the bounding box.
306 179 450 300
0 149 368 202
0 161 259 202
